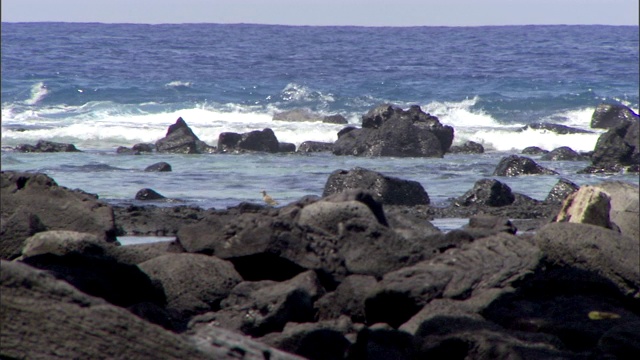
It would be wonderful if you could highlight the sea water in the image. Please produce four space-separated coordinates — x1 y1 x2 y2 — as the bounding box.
2 23 638 213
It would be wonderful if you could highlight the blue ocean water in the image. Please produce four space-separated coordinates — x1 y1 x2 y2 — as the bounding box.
1 23 638 214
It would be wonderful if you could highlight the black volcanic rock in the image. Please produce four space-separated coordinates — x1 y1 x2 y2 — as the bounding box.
541 146 588 161
591 103 640 129
15 140 81 153
493 155 558 176
454 179 515 207
135 188 166 200
144 162 172 172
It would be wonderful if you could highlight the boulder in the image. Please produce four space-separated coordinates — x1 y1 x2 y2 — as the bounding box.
315 274 378 323
278 142 296 153
492 155 558 176
552 185 614 229
1 171 117 260
116 146 139 155
544 178 580 204
2 260 298 360
14 140 81 153
534 222 640 298
322 167 430 206
138 253 242 324
447 140 484 154
133 143 155 153
17 230 165 308
349 326 417 360
144 162 172 172
453 178 515 207
135 188 166 200
592 181 640 241
156 117 205 154
364 233 541 328
522 146 549 155
540 146 588 161
581 120 640 173
590 103 640 129
113 205 209 236
297 141 333 153
218 128 280 153
332 104 454 158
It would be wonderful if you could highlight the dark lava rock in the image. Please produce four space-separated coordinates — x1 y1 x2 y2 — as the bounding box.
541 146 589 161
116 146 139 155
278 142 296 153
591 103 640 129
323 167 430 206
1 171 117 260
453 178 515 207
492 155 558 176
132 143 155 153
144 162 172 172
447 140 484 154
297 141 334 153
332 104 454 158
14 140 81 153
522 146 549 155
315 274 377 323
218 128 280 153
135 188 166 200
580 120 639 173
156 117 215 154
545 178 580 204
113 205 210 236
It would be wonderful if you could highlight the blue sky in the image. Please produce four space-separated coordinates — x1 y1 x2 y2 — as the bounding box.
2 0 638 26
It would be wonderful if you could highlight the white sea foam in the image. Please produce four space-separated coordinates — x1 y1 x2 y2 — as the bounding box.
164 81 192 88
24 82 49 105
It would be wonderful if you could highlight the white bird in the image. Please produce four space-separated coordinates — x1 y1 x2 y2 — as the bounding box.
261 190 278 206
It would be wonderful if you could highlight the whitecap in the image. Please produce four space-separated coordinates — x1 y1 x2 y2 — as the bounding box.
24 82 49 106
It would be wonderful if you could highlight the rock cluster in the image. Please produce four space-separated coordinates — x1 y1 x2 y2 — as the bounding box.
2 166 638 359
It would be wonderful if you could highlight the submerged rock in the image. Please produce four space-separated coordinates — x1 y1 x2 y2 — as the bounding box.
14 140 81 153
492 155 558 176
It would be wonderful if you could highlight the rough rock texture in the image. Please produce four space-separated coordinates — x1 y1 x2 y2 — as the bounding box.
453 178 515 207
544 178 580 204
315 274 377 323
590 103 640 129
552 185 614 229
322 167 430 206
1 171 117 260
1 260 300 360
114 205 210 236
447 140 484 154
139 253 242 326
297 141 334 153
492 155 558 176
593 181 640 241
540 146 588 161
218 128 280 153
145 161 172 172
14 140 81 153
581 120 640 173
156 117 214 154
534 222 640 299
332 104 454 158
364 233 541 327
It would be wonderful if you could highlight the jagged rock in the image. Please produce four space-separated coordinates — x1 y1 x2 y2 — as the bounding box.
144 162 172 172
156 117 214 154
453 178 515 207
545 178 580 204
581 120 640 173
114 205 209 236
332 104 454 158
14 140 81 153
591 103 640 129
541 146 588 161
492 155 558 176
1 171 117 260
322 167 430 206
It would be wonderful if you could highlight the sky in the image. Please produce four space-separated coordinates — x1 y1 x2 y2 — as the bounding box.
1 0 638 26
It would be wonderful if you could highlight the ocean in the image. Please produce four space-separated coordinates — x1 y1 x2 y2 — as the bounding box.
1 23 639 223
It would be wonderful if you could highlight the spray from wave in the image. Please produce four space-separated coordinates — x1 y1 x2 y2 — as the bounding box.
24 82 49 105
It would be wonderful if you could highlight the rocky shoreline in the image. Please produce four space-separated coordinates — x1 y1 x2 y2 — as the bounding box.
2 102 639 359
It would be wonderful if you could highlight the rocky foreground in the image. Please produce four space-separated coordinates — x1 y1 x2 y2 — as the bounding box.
1 163 639 359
